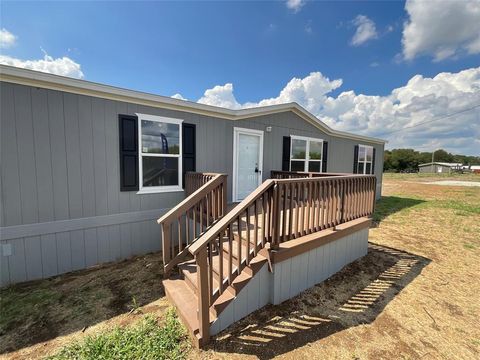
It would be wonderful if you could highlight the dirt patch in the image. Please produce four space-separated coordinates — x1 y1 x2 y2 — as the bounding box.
0 253 167 358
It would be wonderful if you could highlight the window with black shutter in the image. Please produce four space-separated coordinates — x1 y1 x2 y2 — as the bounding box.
119 114 139 191
182 123 196 188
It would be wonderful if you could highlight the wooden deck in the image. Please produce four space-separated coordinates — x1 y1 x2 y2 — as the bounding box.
159 171 377 347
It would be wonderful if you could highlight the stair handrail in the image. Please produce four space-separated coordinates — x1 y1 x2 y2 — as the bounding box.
157 172 227 277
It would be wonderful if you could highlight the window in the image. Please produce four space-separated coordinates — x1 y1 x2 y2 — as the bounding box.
357 145 374 174
290 136 323 172
137 114 183 193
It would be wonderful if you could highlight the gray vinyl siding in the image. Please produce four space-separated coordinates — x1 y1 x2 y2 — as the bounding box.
0 81 384 286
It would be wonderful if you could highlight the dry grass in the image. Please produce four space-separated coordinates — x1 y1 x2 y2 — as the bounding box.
1 173 479 359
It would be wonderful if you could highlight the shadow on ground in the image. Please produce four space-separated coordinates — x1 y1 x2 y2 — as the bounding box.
0 253 166 354
207 243 430 359
372 196 425 224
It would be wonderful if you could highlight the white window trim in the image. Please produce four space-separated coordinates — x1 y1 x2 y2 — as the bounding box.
358 144 374 175
136 113 184 194
290 135 323 173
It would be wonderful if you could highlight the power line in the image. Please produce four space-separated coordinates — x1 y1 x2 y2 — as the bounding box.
379 103 480 137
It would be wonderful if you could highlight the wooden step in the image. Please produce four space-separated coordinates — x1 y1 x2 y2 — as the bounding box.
163 276 200 337
178 258 224 297
163 276 217 347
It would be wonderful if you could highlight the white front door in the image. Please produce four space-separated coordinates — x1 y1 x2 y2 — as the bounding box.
233 128 264 202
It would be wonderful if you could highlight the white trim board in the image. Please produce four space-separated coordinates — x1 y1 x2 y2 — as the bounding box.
0 65 386 145
0 208 170 241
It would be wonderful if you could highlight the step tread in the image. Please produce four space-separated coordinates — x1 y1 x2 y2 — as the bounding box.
163 277 200 334
179 258 220 293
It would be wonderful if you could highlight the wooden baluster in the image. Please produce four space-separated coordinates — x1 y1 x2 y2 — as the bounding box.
301 182 307 235
162 223 171 278
332 179 338 226
246 206 251 265
178 217 182 253
208 242 213 304
185 209 190 245
253 200 258 256
196 249 210 345
362 178 366 216
193 204 197 239
228 224 233 285
206 191 210 227
280 184 286 242
261 194 266 246
294 182 299 238
288 182 294 240
271 184 280 248
325 180 329 229
315 181 319 230
218 233 223 294
346 179 351 221
355 178 359 218
309 181 314 233
237 215 242 275
200 200 204 234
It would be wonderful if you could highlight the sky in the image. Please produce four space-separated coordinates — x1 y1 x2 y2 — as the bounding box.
1 0 479 155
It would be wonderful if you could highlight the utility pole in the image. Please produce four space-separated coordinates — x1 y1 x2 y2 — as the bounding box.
432 150 435 164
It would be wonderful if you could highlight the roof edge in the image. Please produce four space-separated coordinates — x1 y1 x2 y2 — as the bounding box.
0 65 386 144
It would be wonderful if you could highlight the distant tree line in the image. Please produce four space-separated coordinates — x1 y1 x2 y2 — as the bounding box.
383 148 480 172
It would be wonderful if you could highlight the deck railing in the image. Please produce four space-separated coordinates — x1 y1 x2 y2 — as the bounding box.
184 172 219 196
157 172 227 277
187 173 376 343
270 170 351 178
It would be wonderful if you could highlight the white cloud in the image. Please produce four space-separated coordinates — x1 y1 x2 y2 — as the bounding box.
0 28 17 48
198 83 243 109
286 0 305 13
351 15 378 46
0 52 84 79
402 0 480 61
171 93 187 100
196 68 480 155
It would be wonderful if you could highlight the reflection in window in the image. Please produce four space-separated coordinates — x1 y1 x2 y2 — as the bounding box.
142 157 179 187
291 139 307 159
141 120 180 154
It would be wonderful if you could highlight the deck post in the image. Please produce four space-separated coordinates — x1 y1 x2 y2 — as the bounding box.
161 224 171 278
340 180 345 224
222 175 228 217
195 249 210 346
271 183 280 249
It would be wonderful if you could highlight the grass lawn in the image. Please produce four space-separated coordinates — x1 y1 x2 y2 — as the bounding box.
1 173 479 359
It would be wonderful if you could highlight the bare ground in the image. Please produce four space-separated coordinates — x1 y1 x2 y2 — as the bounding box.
1 173 479 359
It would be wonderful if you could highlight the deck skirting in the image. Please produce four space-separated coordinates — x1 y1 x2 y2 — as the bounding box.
210 218 370 335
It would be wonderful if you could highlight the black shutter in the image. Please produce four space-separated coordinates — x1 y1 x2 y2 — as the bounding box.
182 123 196 188
119 114 139 191
353 145 359 174
372 147 376 174
282 136 291 171
322 141 328 173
